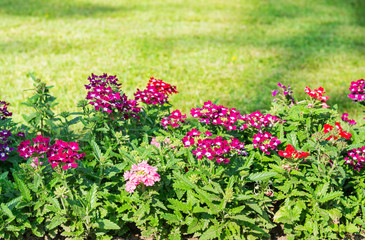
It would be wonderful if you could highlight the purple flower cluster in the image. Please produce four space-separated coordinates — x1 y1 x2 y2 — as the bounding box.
348 79 365 103
190 101 241 131
17 135 84 170
0 130 13 161
252 132 281 155
182 129 246 163
341 113 356 125
240 111 283 130
134 77 178 105
161 110 187 128
345 146 365 171
272 83 295 105
85 73 140 119
0 101 12 120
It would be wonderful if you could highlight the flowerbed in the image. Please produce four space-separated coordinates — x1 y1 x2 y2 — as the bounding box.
0 74 364 240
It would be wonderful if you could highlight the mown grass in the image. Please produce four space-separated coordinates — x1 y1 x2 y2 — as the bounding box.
0 0 364 122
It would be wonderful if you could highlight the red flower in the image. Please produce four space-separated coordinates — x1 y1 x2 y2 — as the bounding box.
279 144 310 159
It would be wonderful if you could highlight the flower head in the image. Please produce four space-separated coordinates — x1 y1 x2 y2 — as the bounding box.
124 161 160 193
85 73 141 119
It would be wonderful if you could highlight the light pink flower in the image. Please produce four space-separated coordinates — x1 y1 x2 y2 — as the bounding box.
124 161 160 193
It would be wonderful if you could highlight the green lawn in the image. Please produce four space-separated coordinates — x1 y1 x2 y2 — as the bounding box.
0 0 364 122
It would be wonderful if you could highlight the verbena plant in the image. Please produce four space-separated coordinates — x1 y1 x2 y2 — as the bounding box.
0 74 364 239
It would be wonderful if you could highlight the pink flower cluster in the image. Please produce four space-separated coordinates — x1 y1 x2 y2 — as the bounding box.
304 86 330 108
123 161 160 193
85 73 140 119
17 135 84 170
161 110 187 128
182 129 246 163
0 130 13 161
134 77 178 105
345 146 365 171
341 113 356 125
252 132 281 155
150 137 174 149
348 79 365 103
190 101 241 131
240 111 283 130
0 101 12 120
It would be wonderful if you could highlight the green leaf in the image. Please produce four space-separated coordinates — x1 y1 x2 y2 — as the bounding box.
87 184 98 211
13 174 32 202
315 182 329 197
229 215 255 224
200 224 219 240
161 213 180 223
1 203 14 218
248 171 277 181
90 140 102 160
95 219 120 230
319 191 343 203
47 215 67 230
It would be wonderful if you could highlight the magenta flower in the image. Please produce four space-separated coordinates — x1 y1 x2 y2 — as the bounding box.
135 77 178 105
161 109 187 128
348 79 365 103
345 146 365 171
190 101 241 131
341 113 357 125
17 136 84 170
124 161 160 193
252 132 281 155
182 129 246 163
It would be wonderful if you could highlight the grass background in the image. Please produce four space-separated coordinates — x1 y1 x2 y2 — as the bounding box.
0 0 364 122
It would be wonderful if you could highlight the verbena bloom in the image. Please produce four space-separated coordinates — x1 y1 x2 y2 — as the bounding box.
47 140 85 170
161 109 187 128
272 83 295 105
252 132 281 155
30 157 43 168
0 130 13 161
304 86 330 108
18 136 84 170
85 73 141 119
123 161 160 193
134 77 177 105
278 144 310 159
323 122 352 140
190 101 241 131
182 129 246 163
345 146 365 171
17 135 50 159
240 111 283 130
0 101 12 120
341 113 357 125
348 79 365 103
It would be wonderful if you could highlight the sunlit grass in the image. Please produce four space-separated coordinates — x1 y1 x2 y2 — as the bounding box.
0 0 364 122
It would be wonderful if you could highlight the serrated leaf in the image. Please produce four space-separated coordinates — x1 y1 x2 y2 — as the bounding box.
319 191 343 203
229 215 255 224
47 216 67 230
200 224 219 240
87 184 98 211
96 219 120 230
13 175 32 202
248 171 277 181
161 213 180 223
1 203 14 218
